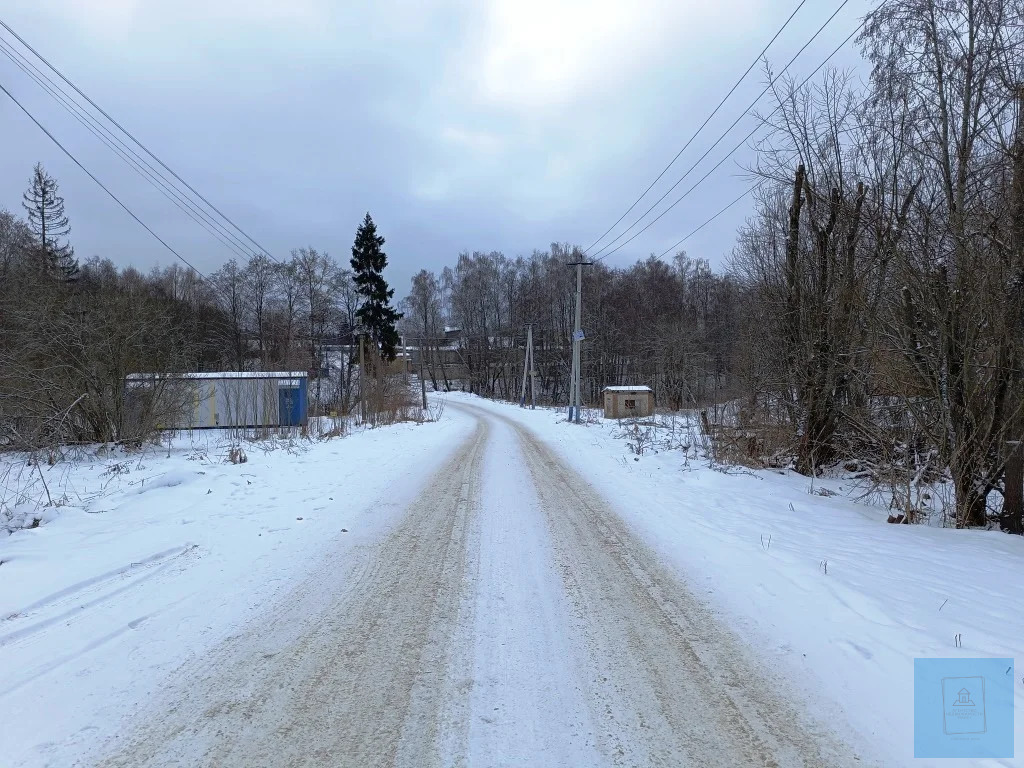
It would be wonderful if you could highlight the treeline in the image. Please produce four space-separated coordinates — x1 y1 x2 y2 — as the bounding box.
401 247 741 409
0 172 398 446
405 0 1024 532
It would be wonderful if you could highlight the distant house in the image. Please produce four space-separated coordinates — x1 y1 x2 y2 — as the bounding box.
125 371 308 429
602 386 654 419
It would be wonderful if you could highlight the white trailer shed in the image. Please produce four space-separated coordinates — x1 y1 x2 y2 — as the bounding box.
125 371 308 429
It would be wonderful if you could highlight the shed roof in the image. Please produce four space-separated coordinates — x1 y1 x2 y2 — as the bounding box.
126 371 307 381
603 386 652 392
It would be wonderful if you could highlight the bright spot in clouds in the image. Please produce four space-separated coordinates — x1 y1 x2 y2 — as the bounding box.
474 0 671 107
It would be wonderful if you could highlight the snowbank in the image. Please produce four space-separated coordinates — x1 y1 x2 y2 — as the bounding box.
0 419 473 767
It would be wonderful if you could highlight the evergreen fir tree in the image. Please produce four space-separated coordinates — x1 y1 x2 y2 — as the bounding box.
350 213 402 360
22 163 79 281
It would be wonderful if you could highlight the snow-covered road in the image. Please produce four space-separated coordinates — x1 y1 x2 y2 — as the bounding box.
94 402 860 767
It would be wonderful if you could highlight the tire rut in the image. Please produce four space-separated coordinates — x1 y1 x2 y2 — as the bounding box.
488 407 865 767
97 422 487 768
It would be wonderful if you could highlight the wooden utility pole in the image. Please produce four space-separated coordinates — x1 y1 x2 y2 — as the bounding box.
567 259 592 423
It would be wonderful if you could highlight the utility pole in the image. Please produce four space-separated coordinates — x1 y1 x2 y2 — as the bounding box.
417 337 428 410
338 332 347 417
520 323 529 407
528 324 537 410
520 323 536 408
1004 83 1024 535
358 332 367 423
567 259 592 423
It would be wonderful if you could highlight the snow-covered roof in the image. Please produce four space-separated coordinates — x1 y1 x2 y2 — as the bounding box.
603 386 652 392
126 371 307 381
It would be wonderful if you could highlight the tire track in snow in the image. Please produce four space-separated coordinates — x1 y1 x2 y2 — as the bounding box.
0 547 196 649
461 413 605 765
94 403 867 767
2 545 194 624
96 423 487 768
468 403 866 767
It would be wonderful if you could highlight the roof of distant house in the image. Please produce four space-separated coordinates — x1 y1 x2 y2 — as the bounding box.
603 386 652 392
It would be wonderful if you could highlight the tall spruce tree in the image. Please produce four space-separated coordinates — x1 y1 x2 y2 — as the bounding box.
350 213 401 360
22 163 78 281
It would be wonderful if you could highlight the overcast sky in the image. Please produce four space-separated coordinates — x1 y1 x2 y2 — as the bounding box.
0 0 869 294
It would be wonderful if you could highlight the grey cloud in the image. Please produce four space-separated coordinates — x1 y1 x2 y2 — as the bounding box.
0 0 869 292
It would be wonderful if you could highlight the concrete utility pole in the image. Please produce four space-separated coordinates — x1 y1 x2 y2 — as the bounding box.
520 323 536 409
1005 441 1023 535
417 337 428 410
520 325 530 407
528 324 537 410
1004 84 1024 534
567 259 592 423
358 332 367 423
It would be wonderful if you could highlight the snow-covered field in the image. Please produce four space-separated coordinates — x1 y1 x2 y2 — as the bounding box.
0 418 474 767
1 392 1021 767
446 393 1024 767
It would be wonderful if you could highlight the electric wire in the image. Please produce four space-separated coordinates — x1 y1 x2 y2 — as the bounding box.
656 183 761 259
0 77 210 280
583 0 810 254
0 36 257 262
595 22 861 264
0 75 265 318
0 16 281 263
589 0 854 260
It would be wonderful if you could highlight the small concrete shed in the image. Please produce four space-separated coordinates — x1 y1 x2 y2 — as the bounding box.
602 386 654 419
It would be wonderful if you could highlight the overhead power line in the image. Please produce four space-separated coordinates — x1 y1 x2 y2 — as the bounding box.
0 17 281 264
595 21 862 264
0 77 209 280
584 0 810 255
652 91 875 262
656 183 760 259
0 76 263 315
590 0 854 261
0 36 257 262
